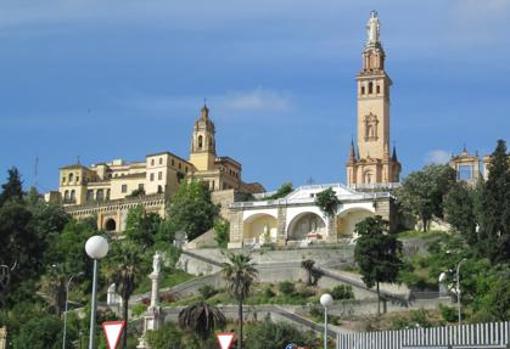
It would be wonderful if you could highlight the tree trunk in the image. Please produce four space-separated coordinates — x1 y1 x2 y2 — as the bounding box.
422 217 428 232
376 282 381 316
238 299 243 349
122 296 129 349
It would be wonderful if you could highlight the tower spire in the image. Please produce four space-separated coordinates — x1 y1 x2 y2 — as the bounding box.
348 138 357 163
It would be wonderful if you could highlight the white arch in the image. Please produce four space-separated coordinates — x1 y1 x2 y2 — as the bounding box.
242 209 278 224
286 211 327 241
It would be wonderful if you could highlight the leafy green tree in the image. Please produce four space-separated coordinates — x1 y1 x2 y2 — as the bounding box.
354 216 403 315
214 218 230 248
315 187 340 218
477 140 510 263
397 164 456 231
12 314 74 349
0 167 24 207
244 318 318 349
103 240 146 349
221 253 258 349
444 181 478 245
167 180 219 241
178 301 226 347
268 182 293 200
125 205 162 248
471 266 510 321
0 201 46 307
146 322 183 349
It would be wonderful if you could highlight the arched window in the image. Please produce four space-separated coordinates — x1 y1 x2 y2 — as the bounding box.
157 185 163 194
198 135 203 149
363 171 373 184
376 85 381 94
68 173 73 182
361 86 365 95
96 189 104 201
368 82 373 94
70 190 76 201
64 190 69 200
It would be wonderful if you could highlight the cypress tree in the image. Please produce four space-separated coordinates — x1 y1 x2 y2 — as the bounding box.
0 167 24 207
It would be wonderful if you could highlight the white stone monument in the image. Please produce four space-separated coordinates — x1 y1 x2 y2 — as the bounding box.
137 252 163 349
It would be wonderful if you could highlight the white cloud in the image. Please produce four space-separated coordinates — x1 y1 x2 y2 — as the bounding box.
220 88 292 112
424 150 451 165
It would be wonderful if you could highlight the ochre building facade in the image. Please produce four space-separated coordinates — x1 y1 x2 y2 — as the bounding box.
48 105 264 232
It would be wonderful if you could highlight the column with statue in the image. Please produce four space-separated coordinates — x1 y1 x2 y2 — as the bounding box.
137 252 163 349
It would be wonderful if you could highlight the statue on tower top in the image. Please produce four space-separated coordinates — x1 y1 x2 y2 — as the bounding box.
366 10 380 46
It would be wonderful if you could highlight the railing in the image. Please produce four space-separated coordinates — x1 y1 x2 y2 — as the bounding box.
337 321 510 349
349 182 401 191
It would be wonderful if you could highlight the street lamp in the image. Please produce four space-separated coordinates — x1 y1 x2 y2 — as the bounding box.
456 258 467 326
320 293 333 349
62 272 84 349
85 236 109 349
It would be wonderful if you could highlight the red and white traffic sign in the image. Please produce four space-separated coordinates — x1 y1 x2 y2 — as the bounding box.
216 332 235 349
102 320 126 349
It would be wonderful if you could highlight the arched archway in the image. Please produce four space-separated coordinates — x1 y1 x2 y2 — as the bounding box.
287 212 326 241
336 208 374 238
242 213 278 245
104 218 117 232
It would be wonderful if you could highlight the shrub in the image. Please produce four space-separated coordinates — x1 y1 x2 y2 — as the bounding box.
439 304 457 323
263 286 276 298
278 281 296 295
198 285 218 299
244 318 318 349
331 285 354 300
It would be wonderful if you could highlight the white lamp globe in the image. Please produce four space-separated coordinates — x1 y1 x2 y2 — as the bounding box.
320 293 333 307
85 235 109 260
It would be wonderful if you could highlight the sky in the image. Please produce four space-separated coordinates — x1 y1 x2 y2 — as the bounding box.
1 0 509 192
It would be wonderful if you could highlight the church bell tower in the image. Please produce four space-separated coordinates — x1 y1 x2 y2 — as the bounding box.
346 11 401 187
189 104 217 171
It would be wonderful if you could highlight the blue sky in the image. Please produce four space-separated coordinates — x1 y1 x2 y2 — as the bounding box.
1 0 509 192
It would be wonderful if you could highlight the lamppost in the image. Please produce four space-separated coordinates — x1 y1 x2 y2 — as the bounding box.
456 258 467 326
320 293 333 349
62 272 84 349
85 236 109 349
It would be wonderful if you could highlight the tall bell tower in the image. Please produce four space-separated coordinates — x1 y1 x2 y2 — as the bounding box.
189 104 217 171
346 11 401 187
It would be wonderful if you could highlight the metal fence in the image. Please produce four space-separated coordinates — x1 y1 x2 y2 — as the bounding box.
337 321 510 349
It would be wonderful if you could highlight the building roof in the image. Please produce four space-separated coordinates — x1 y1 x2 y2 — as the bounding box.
145 151 193 166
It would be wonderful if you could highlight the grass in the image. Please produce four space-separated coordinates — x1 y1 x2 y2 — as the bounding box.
134 268 194 294
165 281 325 307
397 230 446 240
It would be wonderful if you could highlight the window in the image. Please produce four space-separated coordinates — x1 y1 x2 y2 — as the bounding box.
96 189 104 201
62 177 66 184
458 164 473 181
86 190 94 201
121 184 127 193
69 173 74 182
76 176 80 183
150 173 154 181
157 185 163 194
70 190 76 201
171 159 175 166
198 135 203 149
178 163 182 169
361 86 365 95
64 190 69 200
159 157 163 165
151 159 155 166
368 82 373 94
106 189 111 200
185 167 188 173
138 183 144 191
376 85 381 94
158 171 162 180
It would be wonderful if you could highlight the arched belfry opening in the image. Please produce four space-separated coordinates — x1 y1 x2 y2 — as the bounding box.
104 218 116 232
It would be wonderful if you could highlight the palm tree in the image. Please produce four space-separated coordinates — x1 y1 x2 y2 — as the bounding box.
221 253 258 349
178 301 226 347
103 240 143 349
